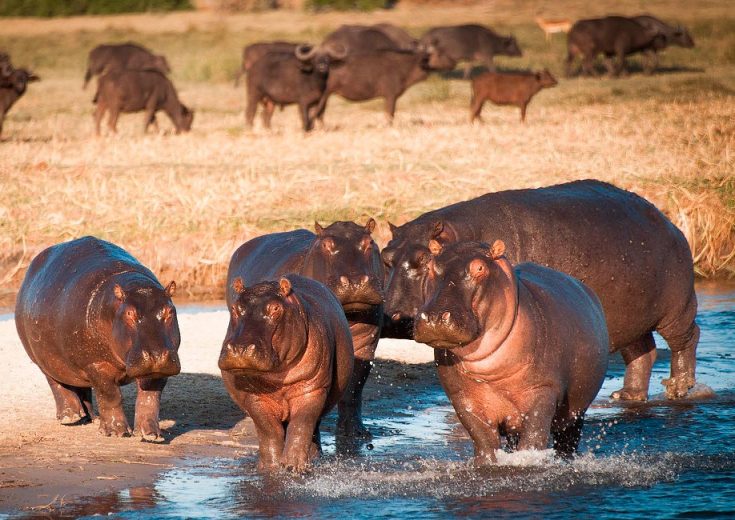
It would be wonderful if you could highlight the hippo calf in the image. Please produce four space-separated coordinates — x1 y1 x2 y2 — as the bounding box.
15 236 181 440
227 220 383 440
415 240 608 464
219 275 353 472
470 69 557 122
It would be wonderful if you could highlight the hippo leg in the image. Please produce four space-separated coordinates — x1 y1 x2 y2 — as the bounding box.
552 414 584 459
45 375 90 425
515 394 555 451
659 294 700 399
250 412 285 471
611 332 657 401
282 391 326 472
133 377 167 442
337 359 372 440
86 365 131 437
436 353 500 465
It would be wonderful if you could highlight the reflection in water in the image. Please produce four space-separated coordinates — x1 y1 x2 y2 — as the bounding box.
30 289 735 518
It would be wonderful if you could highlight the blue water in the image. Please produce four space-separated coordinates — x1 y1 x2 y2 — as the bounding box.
24 285 735 518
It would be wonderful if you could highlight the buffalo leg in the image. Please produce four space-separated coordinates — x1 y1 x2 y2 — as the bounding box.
565 49 577 77
659 293 699 399
643 50 659 75
134 377 167 441
261 99 275 129
107 107 120 134
384 96 397 125
611 332 657 401
245 92 259 129
93 104 105 136
298 101 312 132
86 365 131 437
603 55 617 77
520 102 528 122
312 91 331 127
45 375 90 425
470 95 484 123
581 53 595 76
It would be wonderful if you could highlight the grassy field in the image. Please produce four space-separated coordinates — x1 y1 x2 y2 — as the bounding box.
1 0 734 305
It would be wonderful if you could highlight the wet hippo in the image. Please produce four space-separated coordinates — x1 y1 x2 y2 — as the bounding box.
227 219 383 440
219 275 353 472
414 240 608 464
382 180 699 401
15 236 181 440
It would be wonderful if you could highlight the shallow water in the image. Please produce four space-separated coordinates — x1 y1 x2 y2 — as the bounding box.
22 286 735 518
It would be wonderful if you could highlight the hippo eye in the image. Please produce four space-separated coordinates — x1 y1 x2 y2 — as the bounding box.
124 308 139 325
266 302 283 320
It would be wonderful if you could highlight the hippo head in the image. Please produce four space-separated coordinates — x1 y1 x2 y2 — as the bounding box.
177 104 194 133
155 54 172 74
382 219 458 333
302 219 384 313
219 277 306 374
536 69 558 88
295 43 348 75
502 36 523 57
111 281 181 379
414 240 517 350
672 26 695 48
7 69 40 95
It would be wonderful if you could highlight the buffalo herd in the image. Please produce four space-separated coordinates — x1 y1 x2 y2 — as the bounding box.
0 14 695 136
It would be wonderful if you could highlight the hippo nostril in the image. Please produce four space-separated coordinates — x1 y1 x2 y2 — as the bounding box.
360 275 369 285
442 311 451 323
420 312 428 321
246 344 256 352
340 276 350 287
392 312 402 322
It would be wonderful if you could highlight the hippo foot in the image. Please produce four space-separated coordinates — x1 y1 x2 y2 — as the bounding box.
662 375 695 400
610 387 648 401
473 452 498 468
59 410 90 425
281 454 311 475
134 418 165 442
99 419 132 437
336 420 372 441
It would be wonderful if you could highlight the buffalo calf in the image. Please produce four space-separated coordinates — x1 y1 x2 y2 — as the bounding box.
470 69 557 122
93 69 193 135
0 68 40 138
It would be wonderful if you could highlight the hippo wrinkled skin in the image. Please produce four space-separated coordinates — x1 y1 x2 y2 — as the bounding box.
382 180 699 402
227 219 383 440
219 275 354 472
414 240 608 464
15 236 181 441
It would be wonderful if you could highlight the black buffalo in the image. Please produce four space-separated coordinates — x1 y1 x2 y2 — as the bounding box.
633 15 695 73
84 42 171 89
0 68 40 138
323 24 418 53
420 24 522 78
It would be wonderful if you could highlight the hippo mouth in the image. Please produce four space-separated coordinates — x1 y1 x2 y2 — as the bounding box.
414 316 478 349
218 343 279 373
342 301 381 312
125 350 181 379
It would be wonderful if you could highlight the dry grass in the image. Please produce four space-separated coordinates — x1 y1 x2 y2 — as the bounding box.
1 1 734 305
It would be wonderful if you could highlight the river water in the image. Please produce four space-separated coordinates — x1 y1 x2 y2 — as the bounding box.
23 285 735 518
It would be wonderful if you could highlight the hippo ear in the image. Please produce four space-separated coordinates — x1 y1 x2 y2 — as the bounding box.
113 284 125 302
428 239 443 256
279 277 292 297
365 217 376 234
430 220 444 239
388 221 398 236
232 277 245 294
315 221 324 235
488 240 506 260
165 281 176 298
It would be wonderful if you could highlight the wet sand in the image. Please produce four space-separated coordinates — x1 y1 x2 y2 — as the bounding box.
0 309 433 514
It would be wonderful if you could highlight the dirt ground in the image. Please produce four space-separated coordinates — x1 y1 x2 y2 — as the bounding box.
0 309 433 514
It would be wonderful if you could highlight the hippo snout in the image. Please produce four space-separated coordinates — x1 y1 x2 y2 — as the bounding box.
414 310 478 348
333 275 384 310
126 348 181 379
219 342 278 373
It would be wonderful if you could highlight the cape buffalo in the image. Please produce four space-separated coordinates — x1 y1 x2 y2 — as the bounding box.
565 16 668 77
0 68 40 138
420 24 522 78
633 15 695 73
84 42 171 89
93 69 193 135
313 46 456 125
470 69 558 122
245 43 346 131
323 24 418 52
234 41 299 87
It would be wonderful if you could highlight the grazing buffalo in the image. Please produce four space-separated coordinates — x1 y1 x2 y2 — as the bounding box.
220 275 354 472
565 16 667 76
15 236 181 440
227 220 384 440
323 24 418 52
93 69 193 135
84 42 171 89
415 240 608 465
420 24 522 78
234 41 299 87
245 44 345 131
313 46 456 124
470 69 557 122
0 68 40 138
382 180 699 402
633 15 695 73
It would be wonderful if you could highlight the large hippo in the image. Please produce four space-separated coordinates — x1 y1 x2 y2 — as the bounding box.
15 236 181 440
219 275 353 472
227 219 383 439
414 240 608 464
382 180 699 402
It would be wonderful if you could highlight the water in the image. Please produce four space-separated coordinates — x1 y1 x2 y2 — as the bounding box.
23 286 735 518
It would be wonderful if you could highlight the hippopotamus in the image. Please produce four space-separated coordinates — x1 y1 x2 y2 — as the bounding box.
219 275 353 472
15 236 181 440
226 219 383 439
414 240 608 464
382 180 699 402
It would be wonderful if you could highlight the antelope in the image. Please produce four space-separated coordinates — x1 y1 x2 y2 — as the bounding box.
535 15 572 41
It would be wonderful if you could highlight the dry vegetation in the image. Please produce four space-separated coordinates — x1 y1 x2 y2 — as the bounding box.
1 0 734 305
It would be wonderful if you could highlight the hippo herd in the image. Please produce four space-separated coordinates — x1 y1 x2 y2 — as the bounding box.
16 179 700 471
0 14 695 136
